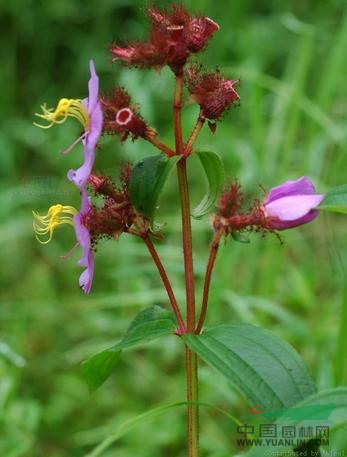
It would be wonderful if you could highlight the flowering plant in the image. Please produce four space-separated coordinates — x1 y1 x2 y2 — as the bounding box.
32 4 347 456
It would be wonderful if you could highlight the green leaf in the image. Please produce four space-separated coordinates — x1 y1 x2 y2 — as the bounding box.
319 184 347 214
182 323 315 411
120 305 176 348
82 306 176 391
129 155 179 222
192 150 225 219
81 349 121 392
245 388 347 456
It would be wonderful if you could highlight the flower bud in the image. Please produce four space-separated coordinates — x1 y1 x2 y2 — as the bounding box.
101 87 149 141
186 67 240 120
185 17 219 53
110 5 219 74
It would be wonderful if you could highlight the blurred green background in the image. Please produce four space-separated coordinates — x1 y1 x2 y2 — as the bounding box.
1 0 347 455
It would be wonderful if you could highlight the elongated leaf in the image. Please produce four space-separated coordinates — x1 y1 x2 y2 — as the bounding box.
82 306 176 391
182 323 315 411
319 184 347 214
82 349 121 392
129 155 179 222
192 150 225 218
246 388 347 456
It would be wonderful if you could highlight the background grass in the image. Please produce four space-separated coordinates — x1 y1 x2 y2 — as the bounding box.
0 0 347 455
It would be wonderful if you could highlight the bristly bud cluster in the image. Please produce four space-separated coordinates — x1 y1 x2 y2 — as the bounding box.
86 165 146 245
110 4 219 74
213 182 276 237
101 87 154 142
186 66 240 120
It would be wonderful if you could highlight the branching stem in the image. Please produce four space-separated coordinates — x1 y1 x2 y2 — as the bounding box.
184 111 205 157
142 233 186 334
146 136 176 157
196 230 223 334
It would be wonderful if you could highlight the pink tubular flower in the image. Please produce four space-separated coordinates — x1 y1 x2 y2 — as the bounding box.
32 190 95 294
264 177 324 230
68 60 103 189
35 60 103 190
73 189 95 293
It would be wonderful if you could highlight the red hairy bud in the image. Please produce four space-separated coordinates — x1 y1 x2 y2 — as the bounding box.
110 4 219 74
185 17 219 53
110 42 168 70
88 174 124 203
186 67 240 120
88 174 109 192
213 182 280 238
101 87 149 142
217 183 243 218
84 166 138 243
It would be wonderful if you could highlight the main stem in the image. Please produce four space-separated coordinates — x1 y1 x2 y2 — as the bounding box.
174 73 199 457
177 159 196 331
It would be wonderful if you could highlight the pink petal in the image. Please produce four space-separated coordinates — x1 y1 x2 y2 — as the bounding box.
266 177 317 204
265 194 324 221
87 60 99 114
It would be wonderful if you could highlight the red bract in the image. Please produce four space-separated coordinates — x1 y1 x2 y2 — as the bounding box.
186 67 240 120
110 4 219 74
101 87 149 142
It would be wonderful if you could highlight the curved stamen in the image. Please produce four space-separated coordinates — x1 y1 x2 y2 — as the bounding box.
33 204 78 244
34 98 89 130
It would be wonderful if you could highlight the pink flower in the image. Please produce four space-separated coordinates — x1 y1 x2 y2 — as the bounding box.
32 190 95 294
68 60 103 190
73 189 95 293
264 177 324 230
35 60 103 191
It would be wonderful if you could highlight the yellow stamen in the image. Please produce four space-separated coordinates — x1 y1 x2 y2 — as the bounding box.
32 204 78 244
34 98 89 130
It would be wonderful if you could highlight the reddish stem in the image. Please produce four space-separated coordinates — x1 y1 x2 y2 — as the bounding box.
184 111 205 157
185 345 199 456
147 136 176 157
173 73 199 457
174 74 184 155
195 230 222 334
142 233 186 334
177 158 196 331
